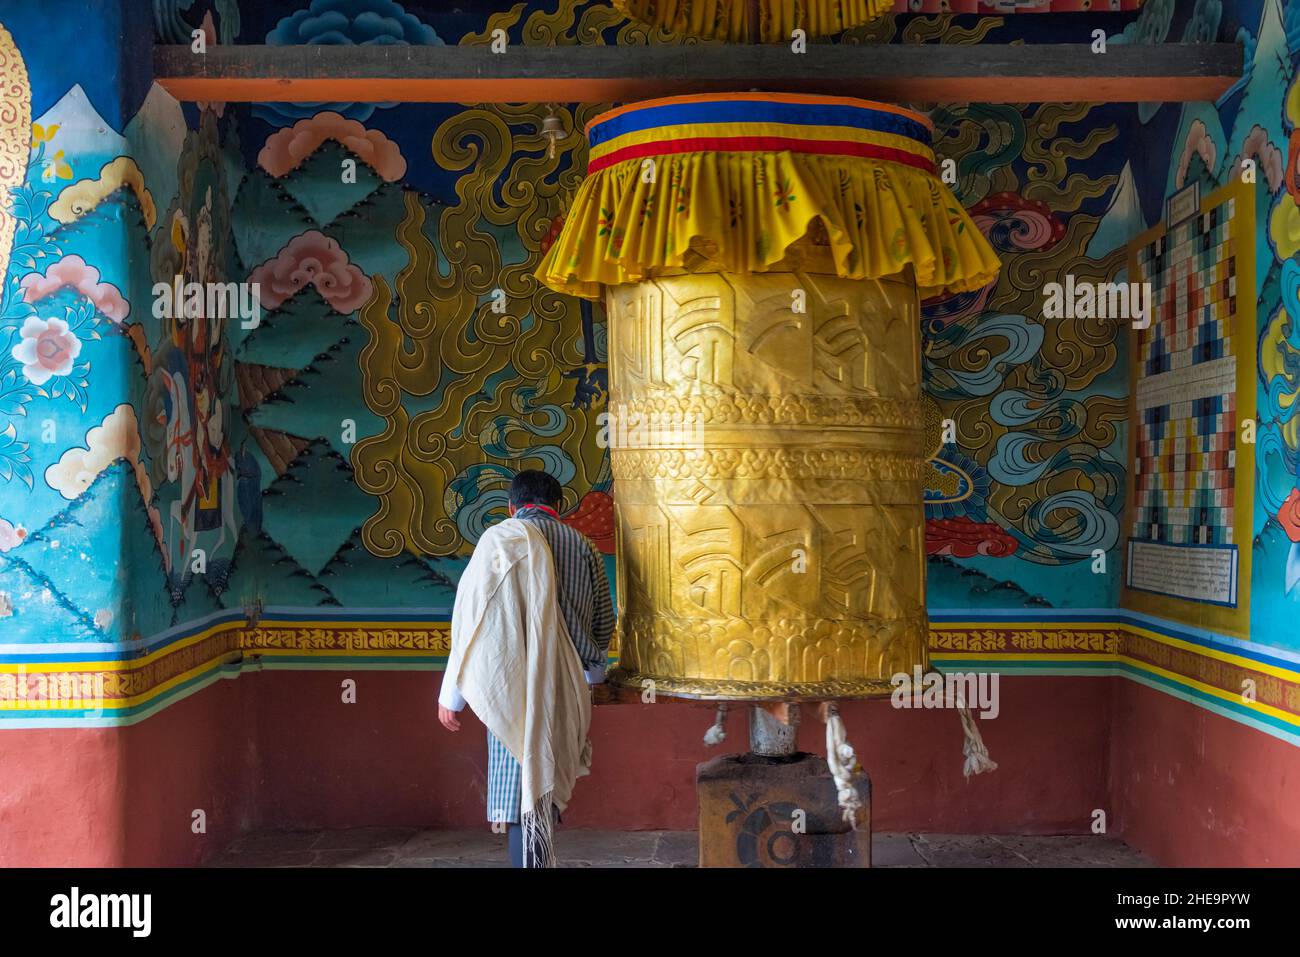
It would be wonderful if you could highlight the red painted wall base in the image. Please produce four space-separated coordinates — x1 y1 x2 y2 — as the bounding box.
0 671 1295 866
1110 679 1300 867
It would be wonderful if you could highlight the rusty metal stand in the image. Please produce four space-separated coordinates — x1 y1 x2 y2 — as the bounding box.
696 704 871 867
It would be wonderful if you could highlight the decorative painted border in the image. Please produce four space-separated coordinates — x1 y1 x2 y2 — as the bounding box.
1 608 1295 743
0 609 453 725
930 610 1300 745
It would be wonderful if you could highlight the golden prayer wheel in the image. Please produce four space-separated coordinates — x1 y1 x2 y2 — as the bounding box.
605 268 927 699
536 93 999 700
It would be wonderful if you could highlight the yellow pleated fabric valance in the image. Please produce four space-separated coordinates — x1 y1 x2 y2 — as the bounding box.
535 93 1001 300
612 0 891 42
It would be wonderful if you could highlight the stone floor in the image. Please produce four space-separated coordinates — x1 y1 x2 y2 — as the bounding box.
206 828 1154 868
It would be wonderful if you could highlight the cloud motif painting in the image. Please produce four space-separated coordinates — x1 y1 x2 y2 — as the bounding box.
248 230 373 312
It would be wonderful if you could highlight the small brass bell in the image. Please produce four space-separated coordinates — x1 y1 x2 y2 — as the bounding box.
542 111 563 159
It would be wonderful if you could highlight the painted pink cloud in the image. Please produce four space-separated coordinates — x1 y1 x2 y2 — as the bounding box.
249 230 373 313
1236 124 1284 194
1176 119 1217 190
0 518 26 552
19 254 130 323
258 111 406 181
12 316 81 386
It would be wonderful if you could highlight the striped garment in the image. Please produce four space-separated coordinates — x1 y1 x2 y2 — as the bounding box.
486 504 613 823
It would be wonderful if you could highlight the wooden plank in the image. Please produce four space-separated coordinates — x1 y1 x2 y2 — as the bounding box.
154 42 1242 104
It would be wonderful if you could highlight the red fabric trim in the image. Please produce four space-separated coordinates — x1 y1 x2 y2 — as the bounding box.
587 136 936 175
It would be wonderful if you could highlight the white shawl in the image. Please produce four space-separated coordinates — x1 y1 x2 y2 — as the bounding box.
444 517 593 866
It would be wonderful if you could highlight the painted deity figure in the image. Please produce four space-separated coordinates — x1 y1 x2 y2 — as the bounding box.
156 185 237 599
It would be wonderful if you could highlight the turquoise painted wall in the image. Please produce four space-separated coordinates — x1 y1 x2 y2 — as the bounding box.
0 0 162 645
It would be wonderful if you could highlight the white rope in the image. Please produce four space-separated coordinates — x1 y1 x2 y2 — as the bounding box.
703 703 729 746
824 706 864 830
956 697 998 778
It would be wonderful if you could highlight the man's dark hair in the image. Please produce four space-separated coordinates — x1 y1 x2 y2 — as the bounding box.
509 469 562 510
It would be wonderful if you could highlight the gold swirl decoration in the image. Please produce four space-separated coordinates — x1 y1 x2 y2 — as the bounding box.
463 0 676 48
353 0 718 558
0 21 30 285
610 0 891 42
949 222 1127 557
929 102 1127 564
351 102 610 557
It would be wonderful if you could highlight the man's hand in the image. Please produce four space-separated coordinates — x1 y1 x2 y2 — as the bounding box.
438 705 461 732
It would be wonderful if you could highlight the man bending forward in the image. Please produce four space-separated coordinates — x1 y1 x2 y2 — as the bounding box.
438 470 614 867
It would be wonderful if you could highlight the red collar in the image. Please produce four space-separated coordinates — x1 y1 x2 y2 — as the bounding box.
517 504 560 518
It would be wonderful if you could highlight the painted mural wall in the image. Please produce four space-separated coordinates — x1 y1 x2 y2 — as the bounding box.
9 0 1300 743
1109 0 1300 660
15 0 1300 870
0 0 1177 676
198 0 1154 626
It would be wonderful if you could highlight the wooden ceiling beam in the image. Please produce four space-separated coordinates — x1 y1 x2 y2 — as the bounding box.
154 42 1242 105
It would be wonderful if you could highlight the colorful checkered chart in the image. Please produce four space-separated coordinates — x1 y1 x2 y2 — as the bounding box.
1125 185 1246 611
